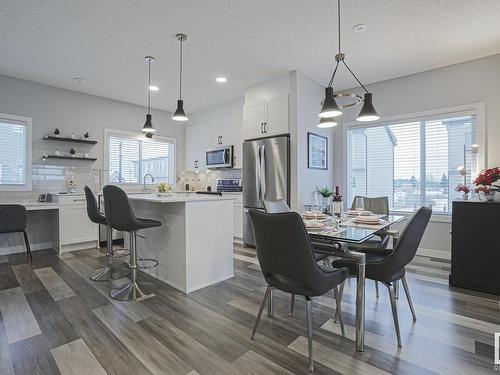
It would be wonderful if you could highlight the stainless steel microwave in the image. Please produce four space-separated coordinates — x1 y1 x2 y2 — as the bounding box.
206 145 234 169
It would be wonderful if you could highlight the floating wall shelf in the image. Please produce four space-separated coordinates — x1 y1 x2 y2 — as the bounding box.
44 155 97 161
43 135 98 145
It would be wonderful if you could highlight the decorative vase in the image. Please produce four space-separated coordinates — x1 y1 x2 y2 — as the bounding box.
462 193 468 200
321 196 332 213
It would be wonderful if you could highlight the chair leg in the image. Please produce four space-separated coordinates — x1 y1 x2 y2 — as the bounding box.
401 275 417 321
385 282 402 347
90 226 129 282
290 294 295 317
305 296 314 372
267 288 274 317
334 281 344 323
394 280 399 299
375 281 379 298
251 287 271 339
22 230 32 262
333 286 345 337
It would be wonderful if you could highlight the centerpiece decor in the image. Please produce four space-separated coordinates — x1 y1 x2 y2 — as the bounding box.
157 182 171 193
455 184 470 200
473 167 499 201
316 185 333 213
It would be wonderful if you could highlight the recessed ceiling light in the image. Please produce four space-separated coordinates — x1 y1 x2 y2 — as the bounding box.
73 77 84 83
353 24 367 33
216 77 227 83
149 85 159 91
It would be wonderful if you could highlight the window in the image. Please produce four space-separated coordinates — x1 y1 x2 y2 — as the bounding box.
346 112 478 214
0 113 32 191
106 130 176 185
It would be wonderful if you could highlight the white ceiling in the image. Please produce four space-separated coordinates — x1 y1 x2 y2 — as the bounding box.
1 0 500 113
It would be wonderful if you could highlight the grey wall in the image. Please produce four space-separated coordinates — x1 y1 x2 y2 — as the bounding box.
0 74 185 195
332 53 500 253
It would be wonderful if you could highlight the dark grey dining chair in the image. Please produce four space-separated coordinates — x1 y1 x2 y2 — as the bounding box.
249 209 349 372
333 206 432 347
0 204 32 261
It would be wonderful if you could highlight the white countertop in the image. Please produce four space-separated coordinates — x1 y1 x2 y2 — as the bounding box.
0 201 59 211
127 193 235 203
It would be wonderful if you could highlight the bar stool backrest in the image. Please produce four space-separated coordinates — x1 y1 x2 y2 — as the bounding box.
103 185 137 232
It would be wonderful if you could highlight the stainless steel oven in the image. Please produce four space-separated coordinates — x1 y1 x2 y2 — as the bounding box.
206 145 234 169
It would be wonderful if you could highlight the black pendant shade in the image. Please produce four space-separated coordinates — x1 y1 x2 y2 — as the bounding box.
356 93 380 122
172 99 188 121
142 113 155 133
319 87 342 118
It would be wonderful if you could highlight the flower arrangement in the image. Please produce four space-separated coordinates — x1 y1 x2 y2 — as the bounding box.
473 167 500 190
455 184 470 194
474 185 492 194
157 182 171 193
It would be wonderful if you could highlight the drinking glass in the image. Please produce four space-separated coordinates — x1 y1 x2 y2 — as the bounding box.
355 197 364 213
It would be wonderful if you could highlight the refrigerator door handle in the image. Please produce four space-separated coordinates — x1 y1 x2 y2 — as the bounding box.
256 145 261 202
260 144 266 200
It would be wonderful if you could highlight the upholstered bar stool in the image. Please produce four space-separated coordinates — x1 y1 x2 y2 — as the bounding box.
103 185 161 301
84 186 129 281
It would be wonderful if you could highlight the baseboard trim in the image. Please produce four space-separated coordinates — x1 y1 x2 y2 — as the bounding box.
417 247 451 260
0 241 54 256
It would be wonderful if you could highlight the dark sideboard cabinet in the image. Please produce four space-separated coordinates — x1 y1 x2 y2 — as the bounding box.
450 200 500 295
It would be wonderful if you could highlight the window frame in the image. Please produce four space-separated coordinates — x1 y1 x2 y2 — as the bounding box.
104 128 176 187
0 113 32 192
342 103 486 220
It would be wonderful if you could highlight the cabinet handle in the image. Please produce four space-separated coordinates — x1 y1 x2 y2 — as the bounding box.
72 198 86 202
264 122 268 133
260 123 264 133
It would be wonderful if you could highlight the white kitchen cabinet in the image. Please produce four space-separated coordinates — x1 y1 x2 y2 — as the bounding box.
243 95 288 140
56 195 98 253
223 193 243 240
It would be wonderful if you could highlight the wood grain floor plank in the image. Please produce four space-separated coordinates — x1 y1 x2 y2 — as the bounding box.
93 304 192 375
51 338 107 375
0 265 19 291
12 263 45 294
138 314 238 375
9 334 61 375
232 350 294 375
0 287 41 344
34 266 76 301
0 312 14 375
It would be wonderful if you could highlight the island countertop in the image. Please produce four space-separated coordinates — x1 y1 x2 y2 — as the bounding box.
127 192 235 203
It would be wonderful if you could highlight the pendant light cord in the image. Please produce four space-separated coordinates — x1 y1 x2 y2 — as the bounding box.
327 0 369 94
179 38 183 100
147 59 152 114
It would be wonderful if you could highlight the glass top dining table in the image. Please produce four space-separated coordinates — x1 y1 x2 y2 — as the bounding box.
304 212 405 352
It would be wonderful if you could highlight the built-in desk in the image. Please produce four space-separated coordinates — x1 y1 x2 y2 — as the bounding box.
0 196 98 255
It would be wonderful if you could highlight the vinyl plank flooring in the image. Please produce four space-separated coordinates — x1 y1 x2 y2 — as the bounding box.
0 255 9 264
12 263 45 294
232 350 294 375
0 287 41 344
138 314 237 375
51 338 107 375
0 265 19 291
9 334 61 375
0 312 14 375
289 336 391 375
93 304 192 375
34 266 76 301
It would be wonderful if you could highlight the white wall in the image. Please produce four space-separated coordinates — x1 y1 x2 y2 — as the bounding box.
0 74 185 196
290 71 334 211
333 53 500 253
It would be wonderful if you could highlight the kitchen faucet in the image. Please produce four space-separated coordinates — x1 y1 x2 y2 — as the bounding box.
143 173 155 192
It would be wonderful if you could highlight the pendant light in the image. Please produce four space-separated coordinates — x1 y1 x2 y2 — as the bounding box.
142 56 156 134
172 33 188 122
317 117 338 128
318 0 380 125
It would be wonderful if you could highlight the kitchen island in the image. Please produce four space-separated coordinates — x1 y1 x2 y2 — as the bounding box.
125 193 234 293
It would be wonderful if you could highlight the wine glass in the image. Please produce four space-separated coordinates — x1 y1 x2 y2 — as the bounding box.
355 197 364 214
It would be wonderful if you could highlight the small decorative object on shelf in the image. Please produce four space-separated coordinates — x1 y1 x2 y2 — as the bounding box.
54 128 60 137
70 148 76 157
473 167 499 201
54 149 61 156
84 132 89 139
332 185 343 216
455 184 470 200
70 133 76 139
157 182 171 193
68 180 77 193
316 185 333 213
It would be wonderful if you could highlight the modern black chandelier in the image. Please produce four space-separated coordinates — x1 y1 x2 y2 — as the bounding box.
142 56 156 136
172 33 189 122
318 0 380 127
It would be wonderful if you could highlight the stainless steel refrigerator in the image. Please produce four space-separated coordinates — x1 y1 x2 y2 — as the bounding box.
243 134 290 246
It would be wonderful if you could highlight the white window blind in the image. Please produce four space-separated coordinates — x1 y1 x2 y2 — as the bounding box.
108 132 175 184
0 116 29 189
347 114 477 214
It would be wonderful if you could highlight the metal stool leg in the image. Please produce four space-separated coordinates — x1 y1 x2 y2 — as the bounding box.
111 232 154 301
22 230 32 262
90 226 129 282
